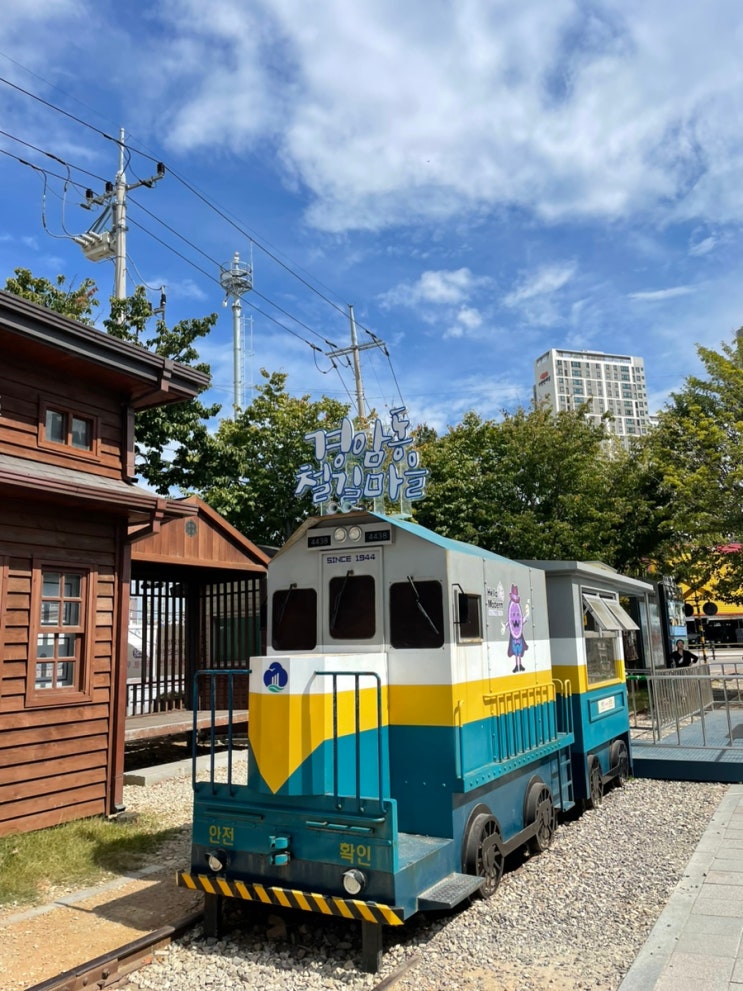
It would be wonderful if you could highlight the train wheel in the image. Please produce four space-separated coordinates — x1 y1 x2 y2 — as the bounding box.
610 739 629 787
463 811 504 898
526 781 556 854
587 758 603 810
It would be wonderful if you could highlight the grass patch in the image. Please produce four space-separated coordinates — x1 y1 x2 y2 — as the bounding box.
0 814 181 909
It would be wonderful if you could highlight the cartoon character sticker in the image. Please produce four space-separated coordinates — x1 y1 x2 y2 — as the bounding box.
504 584 529 673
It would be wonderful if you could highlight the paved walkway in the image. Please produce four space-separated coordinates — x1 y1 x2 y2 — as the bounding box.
619 783 743 991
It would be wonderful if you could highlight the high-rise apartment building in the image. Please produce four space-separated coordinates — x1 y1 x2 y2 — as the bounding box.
533 348 651 446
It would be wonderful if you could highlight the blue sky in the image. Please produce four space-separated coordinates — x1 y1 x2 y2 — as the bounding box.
3 1 743 434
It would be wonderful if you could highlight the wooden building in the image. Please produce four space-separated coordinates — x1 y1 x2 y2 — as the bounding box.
0 291 210 836
126 496 269 737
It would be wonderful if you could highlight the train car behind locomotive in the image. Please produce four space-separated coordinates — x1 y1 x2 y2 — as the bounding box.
178 512 642 972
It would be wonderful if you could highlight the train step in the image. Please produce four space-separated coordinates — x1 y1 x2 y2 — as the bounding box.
417 872 485 910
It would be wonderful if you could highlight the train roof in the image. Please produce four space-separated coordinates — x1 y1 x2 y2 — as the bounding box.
275 510 516 565
523 559 654 595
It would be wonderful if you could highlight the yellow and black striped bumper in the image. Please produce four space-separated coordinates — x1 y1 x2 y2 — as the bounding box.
177 871 405 926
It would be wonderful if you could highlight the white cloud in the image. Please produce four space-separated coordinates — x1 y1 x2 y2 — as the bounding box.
442 305 485 340
143 276 208 304
381 267 488 308
456 306 483 330
628 286 695 302
126 0 743 233
689 236 718 257
504 264 576 307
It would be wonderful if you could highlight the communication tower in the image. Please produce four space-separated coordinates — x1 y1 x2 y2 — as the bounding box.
219 251 253 413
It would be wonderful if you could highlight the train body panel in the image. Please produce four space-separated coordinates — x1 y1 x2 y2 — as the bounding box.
528 559 651 802
181 513 655 972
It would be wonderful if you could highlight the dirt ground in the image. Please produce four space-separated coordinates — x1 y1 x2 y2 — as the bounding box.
0 848 203 989
0 742 203 990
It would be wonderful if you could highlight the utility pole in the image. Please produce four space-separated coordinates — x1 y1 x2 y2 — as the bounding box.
326 305 385 422
75 128 165 302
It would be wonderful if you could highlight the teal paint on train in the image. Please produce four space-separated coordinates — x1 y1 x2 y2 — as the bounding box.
566 682 631 800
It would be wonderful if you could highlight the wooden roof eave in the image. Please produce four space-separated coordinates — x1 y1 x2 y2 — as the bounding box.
0 292 210 408
0 456 199 527
129 494 270 572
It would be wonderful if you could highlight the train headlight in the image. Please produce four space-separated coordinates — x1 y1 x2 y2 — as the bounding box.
342 868 366 896
206 849 227 872
348 526 362 542
334 527 347 543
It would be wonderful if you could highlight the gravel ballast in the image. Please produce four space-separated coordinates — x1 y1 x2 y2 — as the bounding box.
122 762 727 991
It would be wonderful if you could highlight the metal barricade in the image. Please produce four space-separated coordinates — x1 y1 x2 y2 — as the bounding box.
627 662 743 748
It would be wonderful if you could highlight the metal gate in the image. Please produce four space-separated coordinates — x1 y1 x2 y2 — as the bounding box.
127 575 264 716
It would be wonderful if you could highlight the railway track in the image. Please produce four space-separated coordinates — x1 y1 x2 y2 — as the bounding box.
24 910 202 991
23 911 422 991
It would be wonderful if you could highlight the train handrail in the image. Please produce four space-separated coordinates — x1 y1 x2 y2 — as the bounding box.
192 668 251 794
482 682 560 762
314 670 386 814
552 678 574 737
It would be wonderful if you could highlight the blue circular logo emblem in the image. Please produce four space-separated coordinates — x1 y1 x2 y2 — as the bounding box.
264 661 288 693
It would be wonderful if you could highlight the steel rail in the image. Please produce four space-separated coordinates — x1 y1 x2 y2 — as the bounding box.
23 909 202 991
22 910 420 991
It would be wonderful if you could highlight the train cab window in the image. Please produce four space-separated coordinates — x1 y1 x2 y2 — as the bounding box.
272 586 317 650
390 579 444 649
582 593 638 684
456 592 482 641
329 574 375 639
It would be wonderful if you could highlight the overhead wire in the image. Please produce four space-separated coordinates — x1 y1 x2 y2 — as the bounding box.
128 195 339 348
0 148 82 242
126 215 324 353
0 77 379 334
0 128 108 184
0 73 411 409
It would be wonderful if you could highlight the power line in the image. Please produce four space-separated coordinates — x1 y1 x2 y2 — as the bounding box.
0 75 116 144
0 76 379 336
0 73 410 408
128 196 337 347
127 214 325 352
0 129 108 184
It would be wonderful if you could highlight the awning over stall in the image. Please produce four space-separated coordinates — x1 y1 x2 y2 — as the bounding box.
583 593 639 632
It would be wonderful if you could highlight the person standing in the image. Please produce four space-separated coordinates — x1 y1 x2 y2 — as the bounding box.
671 639 698 667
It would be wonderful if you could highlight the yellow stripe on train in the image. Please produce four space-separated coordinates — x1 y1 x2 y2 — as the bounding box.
250 672 561 794
176 872 405 926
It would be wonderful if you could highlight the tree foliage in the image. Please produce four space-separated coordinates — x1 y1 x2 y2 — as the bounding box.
4 267 98 323
415 404 663 572
194 370 350 547
104 287 220 493
636 328 743 602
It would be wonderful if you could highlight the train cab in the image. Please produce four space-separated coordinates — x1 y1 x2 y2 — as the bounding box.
178 513 642 972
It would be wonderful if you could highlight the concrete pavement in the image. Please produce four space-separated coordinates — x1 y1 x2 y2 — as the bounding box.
619 783 743 991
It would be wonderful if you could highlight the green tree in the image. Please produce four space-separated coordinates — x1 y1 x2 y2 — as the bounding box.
196 370 349 547
103 287 220 493
4 267 98 323
637 328 743 602
415 404 662 570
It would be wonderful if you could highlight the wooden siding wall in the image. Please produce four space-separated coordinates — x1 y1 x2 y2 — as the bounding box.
0 351 126 480
0 499 121 836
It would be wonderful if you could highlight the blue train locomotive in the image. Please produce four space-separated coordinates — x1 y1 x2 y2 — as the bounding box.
178 512 642 972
